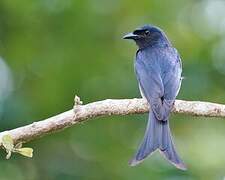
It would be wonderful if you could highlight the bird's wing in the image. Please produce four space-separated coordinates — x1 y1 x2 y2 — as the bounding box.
162 48 182 100
135 52 165 120
135 48 182 121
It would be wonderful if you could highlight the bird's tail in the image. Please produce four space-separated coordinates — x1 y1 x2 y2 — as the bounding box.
129 111 186 170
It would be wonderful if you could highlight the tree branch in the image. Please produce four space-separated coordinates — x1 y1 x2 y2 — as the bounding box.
0 98 225 145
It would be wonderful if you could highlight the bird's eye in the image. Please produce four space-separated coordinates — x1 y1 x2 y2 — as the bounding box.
144 30 150 36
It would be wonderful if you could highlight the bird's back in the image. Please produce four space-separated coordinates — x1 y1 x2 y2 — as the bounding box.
136 46 182 84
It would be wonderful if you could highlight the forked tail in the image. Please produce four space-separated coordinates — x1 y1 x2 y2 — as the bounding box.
129 111 186 170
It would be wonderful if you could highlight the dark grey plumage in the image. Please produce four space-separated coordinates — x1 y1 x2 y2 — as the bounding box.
123 25 186 170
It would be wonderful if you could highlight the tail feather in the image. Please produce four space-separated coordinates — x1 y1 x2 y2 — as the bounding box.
129 111 186 170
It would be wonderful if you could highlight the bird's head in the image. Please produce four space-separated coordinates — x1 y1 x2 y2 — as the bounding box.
123 25 171 49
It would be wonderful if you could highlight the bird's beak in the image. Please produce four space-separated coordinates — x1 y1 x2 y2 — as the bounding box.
123 32 138 40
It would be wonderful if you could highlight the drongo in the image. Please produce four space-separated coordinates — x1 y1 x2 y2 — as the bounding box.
123 25 186 170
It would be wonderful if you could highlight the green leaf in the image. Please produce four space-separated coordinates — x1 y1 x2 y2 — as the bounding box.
1 134 34 159
2 134 14 151
14 148 33 158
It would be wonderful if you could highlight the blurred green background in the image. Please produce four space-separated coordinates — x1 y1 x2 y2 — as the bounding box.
0 0 225 179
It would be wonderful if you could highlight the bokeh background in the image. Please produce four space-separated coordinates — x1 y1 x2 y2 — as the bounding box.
0 0 225 179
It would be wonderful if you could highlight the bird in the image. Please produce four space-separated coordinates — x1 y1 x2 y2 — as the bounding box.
123 25 186 170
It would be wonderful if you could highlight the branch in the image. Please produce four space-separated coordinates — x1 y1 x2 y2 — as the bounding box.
1 98 225 145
